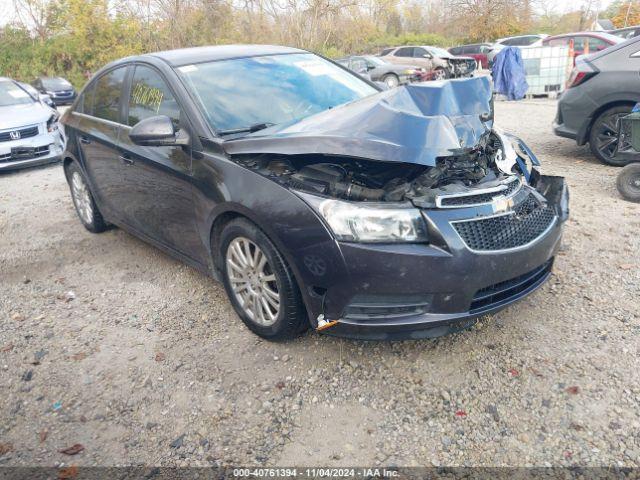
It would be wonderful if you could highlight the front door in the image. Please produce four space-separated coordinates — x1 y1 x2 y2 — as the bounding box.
116 64 204 262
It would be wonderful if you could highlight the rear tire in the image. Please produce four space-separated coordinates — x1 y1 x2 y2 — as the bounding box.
64 161 108 233
219 218 307 340
589 105 633 166
617 163 640 203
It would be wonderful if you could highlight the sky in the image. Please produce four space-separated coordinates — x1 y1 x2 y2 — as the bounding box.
0 0 623 27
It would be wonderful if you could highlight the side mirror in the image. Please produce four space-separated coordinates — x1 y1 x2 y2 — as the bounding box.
129 115 189 147
423 53 433 59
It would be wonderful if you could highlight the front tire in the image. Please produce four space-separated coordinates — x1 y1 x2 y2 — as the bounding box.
382 74 399 88
617 163 640 203
64 162 107 233
589 105 633 166
433 67 448 80
219 218 307 340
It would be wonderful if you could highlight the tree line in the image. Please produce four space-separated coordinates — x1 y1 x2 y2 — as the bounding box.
1 0 638 88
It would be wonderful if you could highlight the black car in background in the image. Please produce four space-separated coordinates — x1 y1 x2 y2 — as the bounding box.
32 77 77 106
553 36 640 166
61 45 568 341
337 55 425 87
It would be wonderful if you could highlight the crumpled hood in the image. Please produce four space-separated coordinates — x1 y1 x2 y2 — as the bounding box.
0 102 52 130
223 76 493 166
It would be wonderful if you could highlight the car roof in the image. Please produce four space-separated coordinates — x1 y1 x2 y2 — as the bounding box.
611 25 639 32
138 44 307 67
545 31 620 40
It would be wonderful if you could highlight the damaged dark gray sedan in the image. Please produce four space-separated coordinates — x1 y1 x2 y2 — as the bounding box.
61 45 569 340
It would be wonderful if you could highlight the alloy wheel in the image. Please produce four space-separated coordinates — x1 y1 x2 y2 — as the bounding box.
71 171 93 225
593 112 627 161
434 69 447 80
225 237 280 326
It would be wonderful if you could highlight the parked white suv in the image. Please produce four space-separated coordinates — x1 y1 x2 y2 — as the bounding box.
487 34 549 66
0 77 65 171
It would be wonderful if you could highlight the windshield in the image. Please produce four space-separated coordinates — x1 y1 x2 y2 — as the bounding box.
364 56 386 66
0 81 35 107
177 53 377 133
42 77 72 89
428 47 454 57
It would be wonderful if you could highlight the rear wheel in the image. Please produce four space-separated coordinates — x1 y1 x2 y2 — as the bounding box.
64 162 107 233
589 105 633 166
219 218 307 340
617 163 640 203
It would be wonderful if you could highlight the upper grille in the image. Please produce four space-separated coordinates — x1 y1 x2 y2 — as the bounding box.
452 194 556 251
0 125 39 143
439 178 521 207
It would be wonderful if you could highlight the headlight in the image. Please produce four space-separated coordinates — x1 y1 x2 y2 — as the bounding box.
46 115 59 132
401 69 416 75
318 199 428 243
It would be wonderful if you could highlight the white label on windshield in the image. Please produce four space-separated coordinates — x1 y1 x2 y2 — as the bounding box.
8 89 29 98
178 65 198 73
295 60 332 76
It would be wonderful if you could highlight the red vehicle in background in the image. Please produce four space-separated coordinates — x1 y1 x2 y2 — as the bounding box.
542 32 623 62
448 43 492 69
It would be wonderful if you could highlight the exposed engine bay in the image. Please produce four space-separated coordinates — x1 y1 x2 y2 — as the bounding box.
234 131 525 208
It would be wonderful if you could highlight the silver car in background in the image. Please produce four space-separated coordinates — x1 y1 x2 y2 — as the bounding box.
0 77 65 171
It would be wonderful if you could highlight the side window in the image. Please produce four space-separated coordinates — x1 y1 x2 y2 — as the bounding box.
449 47 462 55
572 37 585 52
76 84 96 115
502 38 519 46
93 67 127 122
380 48 393 56
350 58 368 73
547 38 568 48
413 47 428 57
395 47 414 57
127 65 180 127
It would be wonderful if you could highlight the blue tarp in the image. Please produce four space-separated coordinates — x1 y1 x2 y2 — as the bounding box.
492 47 529 101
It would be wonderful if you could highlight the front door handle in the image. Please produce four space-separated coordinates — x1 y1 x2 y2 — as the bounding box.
80 135 91 145
119 154 134 166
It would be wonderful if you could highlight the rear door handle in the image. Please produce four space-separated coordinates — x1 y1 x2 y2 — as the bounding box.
80 135 91 145
119 154 134 166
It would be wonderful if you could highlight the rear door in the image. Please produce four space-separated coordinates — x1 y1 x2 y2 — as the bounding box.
73 66 129 218
117 64 202 260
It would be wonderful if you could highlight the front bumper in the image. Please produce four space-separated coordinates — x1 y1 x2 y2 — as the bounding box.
306 175 568 340
0 127 65 171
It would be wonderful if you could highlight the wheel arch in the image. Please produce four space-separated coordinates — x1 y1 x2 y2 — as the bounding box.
206 203 316 324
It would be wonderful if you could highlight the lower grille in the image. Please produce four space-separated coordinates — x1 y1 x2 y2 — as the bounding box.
452 194 556 251
0 145 50 163
470 259 553 313
343 294 433 321
0 125 39 143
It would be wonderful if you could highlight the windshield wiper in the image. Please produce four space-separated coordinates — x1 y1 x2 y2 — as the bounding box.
217 122 275 136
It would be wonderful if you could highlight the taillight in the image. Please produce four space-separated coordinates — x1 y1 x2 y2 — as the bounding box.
566 63 598 88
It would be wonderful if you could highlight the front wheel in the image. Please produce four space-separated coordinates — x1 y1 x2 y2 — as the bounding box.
64 162 108 233
617 163 640 203
219 218 307 340
589 105 633 166
382 74 399 88
433 67 448 81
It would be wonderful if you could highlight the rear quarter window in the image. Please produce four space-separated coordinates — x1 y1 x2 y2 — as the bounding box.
92 67 127 123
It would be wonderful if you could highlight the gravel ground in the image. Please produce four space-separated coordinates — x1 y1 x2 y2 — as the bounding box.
1 99 639 468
